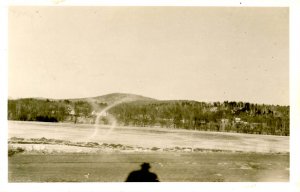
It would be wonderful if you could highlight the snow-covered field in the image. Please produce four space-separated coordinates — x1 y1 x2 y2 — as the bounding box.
8 121 290 182
8 120 289 153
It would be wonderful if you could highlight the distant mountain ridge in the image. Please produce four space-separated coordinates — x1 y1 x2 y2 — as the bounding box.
8 93 289 106
8 93 157 105
66 93 157 104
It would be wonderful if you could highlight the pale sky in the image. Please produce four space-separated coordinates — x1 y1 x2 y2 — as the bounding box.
8 7 289 105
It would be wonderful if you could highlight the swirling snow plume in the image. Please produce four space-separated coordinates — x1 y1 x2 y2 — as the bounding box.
87 98 129 141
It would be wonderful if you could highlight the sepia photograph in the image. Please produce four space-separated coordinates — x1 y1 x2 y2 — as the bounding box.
7 5 290 184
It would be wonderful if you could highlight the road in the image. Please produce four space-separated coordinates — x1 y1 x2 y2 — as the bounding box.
9 152 289 182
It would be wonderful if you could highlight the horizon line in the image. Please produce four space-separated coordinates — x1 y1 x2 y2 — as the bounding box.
8 92 290 106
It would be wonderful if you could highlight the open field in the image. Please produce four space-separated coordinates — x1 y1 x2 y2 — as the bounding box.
8 121 289 182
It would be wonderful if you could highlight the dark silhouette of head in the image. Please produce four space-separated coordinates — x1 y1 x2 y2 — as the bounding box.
126 162 159 182
141 162 151 170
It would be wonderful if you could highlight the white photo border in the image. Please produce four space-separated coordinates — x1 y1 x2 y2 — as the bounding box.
0 1 299 192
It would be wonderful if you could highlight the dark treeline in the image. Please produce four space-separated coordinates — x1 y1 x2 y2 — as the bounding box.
8 99 69 122
108 100 289 136
8 99 289 136
8 99 95 123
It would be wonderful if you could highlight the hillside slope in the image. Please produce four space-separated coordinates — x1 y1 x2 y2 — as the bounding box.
68 93 157 104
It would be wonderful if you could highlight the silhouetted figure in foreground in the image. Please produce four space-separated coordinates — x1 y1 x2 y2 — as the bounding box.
126 163 159 182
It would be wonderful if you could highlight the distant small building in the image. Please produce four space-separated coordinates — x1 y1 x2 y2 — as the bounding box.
100 111 108 117
200 120 206 124
220 118 229 131
210 107 218 112
70 109 75 115
221 118 229 124
234 117 241 123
